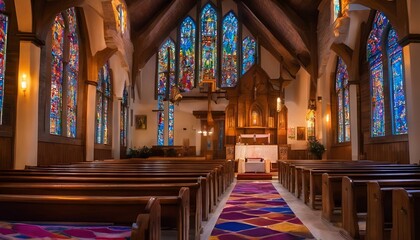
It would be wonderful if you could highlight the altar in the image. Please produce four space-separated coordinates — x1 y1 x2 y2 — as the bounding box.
235 145 278 173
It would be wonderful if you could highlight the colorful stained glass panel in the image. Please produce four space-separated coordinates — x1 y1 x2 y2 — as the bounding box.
370 58 385 137
333 0 340 21
0 0 5 11
335 57 350 142
387 28 408 135
221 11 238 88
50 14 65 135
96 93 103 144
200 3 217 82
179 16 195 91
157 95 165 146
0 12 8 125
168 102 174 146
367 12 389 60
242 36 256 75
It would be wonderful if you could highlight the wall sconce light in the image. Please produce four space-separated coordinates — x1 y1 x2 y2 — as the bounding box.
276 97 282 112
326 114 330 123
21 73 28 95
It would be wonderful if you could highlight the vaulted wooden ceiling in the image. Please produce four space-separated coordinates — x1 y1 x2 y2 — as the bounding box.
127 0 322 82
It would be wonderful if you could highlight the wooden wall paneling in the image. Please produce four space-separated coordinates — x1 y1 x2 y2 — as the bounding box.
364 141 409 164
94 148 113 160
0 137 13 169
38 142 84 166
329 144 352 160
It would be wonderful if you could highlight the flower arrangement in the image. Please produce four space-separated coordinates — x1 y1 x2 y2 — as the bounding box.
308 138 325 159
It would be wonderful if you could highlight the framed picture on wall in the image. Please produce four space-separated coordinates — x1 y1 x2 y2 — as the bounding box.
135 115 147 130
288 127 295 139
296 126 306 141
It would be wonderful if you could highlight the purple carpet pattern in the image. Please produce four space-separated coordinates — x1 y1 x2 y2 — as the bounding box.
210 182 314 240
0 222 131 239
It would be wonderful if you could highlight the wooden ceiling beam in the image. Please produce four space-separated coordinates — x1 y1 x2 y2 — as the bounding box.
131 0 196 74
238 1 300 77
271 0 310 51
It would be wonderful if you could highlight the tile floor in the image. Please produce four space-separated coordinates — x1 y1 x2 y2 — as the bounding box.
200 179 346 240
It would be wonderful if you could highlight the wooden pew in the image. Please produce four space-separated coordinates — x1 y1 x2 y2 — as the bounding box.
0 174 202 239
322 172 420 222
307 167 420 209
0 170 212 221
366 181 420 240
341 178 420 239
0 194 161 240
391 189 420 240
0 183 196 240
25 165 218 212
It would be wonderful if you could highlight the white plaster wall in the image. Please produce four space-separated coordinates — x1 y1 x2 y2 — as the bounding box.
285 68 311 149
83 4 107 56
260 46 280 79
15 42 40 169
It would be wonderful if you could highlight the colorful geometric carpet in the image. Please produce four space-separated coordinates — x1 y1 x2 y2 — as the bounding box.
210 182 314 239
0 221 131 239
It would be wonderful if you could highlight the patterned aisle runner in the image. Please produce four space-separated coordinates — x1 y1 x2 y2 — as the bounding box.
210 182 314 240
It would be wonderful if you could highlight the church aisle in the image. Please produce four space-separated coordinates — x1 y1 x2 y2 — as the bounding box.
201 180 345 240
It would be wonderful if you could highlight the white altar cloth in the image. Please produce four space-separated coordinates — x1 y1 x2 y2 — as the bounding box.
235 145 278 163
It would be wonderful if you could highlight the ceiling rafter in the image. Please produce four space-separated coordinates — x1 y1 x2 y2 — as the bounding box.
238 1 300 78
131 0 196 74
271 0 310 51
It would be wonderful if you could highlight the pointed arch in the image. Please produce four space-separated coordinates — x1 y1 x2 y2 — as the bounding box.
200 2 218 83
221 11 238 88
96 62 112 144
179 16 196 92
157 38 176 146
386 27 407 135
49 7 80 138
335 57 350 143
242 36 256 75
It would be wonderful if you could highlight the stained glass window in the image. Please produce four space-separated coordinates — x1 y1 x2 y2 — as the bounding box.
0 1 8 125
367 11 388 137
157 39 175 146
387 27 408 135
49 8 79 137
96 62 112 144
116 4 126 34
66 8 79 138
50 13 65 135
179 16 195 92
333 0 341 21
221 11 238 88
335 57 350 143
242 36 256 75
200 3 217 83
120 84 128 147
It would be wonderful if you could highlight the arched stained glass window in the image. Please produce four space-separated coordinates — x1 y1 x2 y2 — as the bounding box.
96 62 112 144
367 11 388 137
367 11 408 137
50 13 65 135
50 8 79 137
387 27 407 135
242 36 256 75
335 57 350 143
221 11 238 88
333 0 341 21
66 8 79 138
200 3 217 83
0 0 8 125
120 84 128 147
157 39 175 146
179 16 195 92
